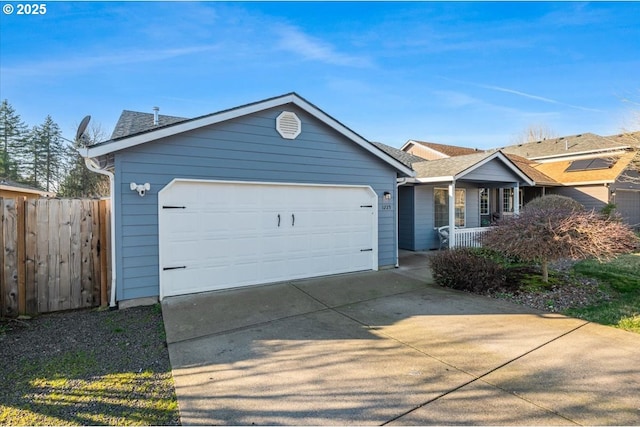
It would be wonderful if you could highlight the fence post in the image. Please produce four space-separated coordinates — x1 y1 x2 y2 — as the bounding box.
25 198 38 314
2 198 19 317
17 197 26 314
36 199 49 313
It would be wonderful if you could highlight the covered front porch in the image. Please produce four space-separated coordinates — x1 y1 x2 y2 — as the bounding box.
398 150 534 251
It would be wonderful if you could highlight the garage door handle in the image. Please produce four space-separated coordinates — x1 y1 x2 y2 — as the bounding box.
163 266 186 271
292 213 295 226
277 214 280 227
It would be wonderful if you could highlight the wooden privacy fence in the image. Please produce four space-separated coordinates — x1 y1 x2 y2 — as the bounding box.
1 197 111 317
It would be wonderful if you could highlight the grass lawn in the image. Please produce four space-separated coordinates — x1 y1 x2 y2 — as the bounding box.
565 253 640 333
0 304 180 426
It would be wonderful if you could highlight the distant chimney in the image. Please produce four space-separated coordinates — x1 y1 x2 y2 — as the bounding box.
153 106 159 126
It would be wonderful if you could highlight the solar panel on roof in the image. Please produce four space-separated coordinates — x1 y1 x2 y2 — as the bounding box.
565 157 617 172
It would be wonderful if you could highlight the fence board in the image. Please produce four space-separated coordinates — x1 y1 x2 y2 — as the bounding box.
1 197 111 317
47 201 61 312
80 200 93 307
2 199 19 317
98 199 108 306
74 201 84 308
36 199 49 313
17 197 26 314
24 199 38 314
59 200 72 310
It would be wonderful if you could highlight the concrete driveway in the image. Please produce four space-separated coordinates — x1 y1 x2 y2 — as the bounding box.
162 251 640 425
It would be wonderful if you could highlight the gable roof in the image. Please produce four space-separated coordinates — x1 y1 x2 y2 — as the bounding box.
411 150 534 185
370 142 426 167
502 153 559 186
80 93 414 178
401 140 480 158
111 110 187 139
500 132 631 161
532 150 638 185
606 131 640 148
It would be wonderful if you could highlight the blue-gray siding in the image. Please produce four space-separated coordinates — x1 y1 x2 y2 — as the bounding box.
398 186 415 250
400 183 484 251
464 161 522 183
113 105 399 301
415 186 435 250
548 186 608 212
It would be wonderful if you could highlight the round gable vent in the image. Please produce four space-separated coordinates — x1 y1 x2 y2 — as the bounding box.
276 111 301 140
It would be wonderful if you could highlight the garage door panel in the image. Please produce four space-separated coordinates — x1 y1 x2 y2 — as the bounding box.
159 180 377 298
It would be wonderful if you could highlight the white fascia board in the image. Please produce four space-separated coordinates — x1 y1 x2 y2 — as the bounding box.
82 94 414 177
83 96 295 158
400 140 416 151
417 176 455 183
530 147 630 162
561 179 615 186
292 97 415 177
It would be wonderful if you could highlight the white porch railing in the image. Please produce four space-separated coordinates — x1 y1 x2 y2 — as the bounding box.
451 226 494 248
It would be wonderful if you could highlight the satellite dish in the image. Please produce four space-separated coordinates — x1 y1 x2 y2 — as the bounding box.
75 115 91 143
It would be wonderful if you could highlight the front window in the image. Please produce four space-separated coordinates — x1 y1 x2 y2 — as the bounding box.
480 188 489 215
503 188 514 213
434 187 466 227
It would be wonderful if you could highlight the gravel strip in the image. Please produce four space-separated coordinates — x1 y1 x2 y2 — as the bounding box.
480 260 611 313
0 305 180 426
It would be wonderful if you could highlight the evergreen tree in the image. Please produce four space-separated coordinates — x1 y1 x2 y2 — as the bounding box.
58 124 110 197
22 116 66 192
0 99 28 180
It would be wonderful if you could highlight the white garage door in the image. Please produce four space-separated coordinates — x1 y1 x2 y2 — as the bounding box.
158 179 378 299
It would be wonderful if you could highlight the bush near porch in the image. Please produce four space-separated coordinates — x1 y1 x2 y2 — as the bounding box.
429 248 640 334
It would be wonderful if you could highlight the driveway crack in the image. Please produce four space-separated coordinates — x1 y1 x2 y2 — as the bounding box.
379 320 590 426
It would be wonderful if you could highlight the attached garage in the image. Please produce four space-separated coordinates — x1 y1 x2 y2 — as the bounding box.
80 93 414 306
159 179 378 299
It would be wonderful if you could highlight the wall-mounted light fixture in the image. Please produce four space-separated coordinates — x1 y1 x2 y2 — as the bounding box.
383 191 392 201
130 182 150 197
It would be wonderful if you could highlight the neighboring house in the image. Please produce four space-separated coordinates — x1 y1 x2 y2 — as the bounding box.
501 132 640 229
401 140 479 160
0 178 54 199
397 132 640 236
79 93 414 307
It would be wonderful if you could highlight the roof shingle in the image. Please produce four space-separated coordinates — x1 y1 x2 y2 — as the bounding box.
408 140 480 157
110 110 187 139
370 142 426 167
501 132 630 159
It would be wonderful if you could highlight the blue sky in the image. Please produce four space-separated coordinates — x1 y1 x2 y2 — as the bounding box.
1 1 639 149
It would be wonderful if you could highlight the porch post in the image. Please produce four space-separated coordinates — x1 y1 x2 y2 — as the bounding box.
448 181 456 248
514 182 520 215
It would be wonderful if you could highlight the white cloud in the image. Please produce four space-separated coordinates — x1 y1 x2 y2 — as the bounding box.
478 83 604 113
433 90 480 108
2 45 220 78
273 24 372 67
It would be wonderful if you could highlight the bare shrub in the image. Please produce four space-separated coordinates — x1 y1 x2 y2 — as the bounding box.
524 194 583 212
484 199 639 282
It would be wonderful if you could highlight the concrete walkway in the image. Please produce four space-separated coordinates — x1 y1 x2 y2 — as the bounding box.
162 251 640 425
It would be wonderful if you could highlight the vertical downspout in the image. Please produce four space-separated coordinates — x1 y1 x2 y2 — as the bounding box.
395 178 408 267
84 158 117 308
